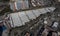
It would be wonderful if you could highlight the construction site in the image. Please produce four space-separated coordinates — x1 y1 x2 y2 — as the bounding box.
0 0 60 36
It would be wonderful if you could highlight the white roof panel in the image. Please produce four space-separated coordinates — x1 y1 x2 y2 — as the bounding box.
18 12 29 25
9 7 56 27
32 9 41 17
26 10 36 19
39 8 47 14
10 13 23 27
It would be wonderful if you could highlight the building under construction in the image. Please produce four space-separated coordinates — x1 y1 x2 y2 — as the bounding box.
0 0 60 36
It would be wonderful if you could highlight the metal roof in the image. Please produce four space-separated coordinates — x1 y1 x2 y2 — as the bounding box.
9 7 55 28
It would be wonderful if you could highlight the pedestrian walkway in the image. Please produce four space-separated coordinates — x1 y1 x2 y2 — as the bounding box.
2 29 9 36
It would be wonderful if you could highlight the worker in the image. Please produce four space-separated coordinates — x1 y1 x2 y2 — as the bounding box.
52 32 58 36
24 31 30 36
37 25 45 36
0 21 4 36
0 20 7 36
